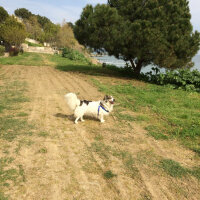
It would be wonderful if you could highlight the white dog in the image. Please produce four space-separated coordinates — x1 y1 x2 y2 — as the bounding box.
64 93 115 124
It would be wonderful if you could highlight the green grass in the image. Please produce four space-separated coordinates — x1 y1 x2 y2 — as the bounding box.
0 52 52 66
1 52 199 154
0 157 21 189
160 159 200 180
25 41 43 47
90 142 111 160
103 170 117 179
0 70 36 197
38 147 47 154
113 150 139 178
17 112 29 117
160 159 188 178
0 81 33 141
38 131 49 137
92 79 200 154
0 192 8 200
146 125 169 140
0 52 129 78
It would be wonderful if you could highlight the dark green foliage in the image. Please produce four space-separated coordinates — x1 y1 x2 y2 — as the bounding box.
0 45 5 56
14 8 32 19
141 67 200 92
14 8 60 44
0 6 9 23
62 48 90 63
0 16 27 46
43 22 60 43
74 4 122 51
75 0 200 75
36 15 51 28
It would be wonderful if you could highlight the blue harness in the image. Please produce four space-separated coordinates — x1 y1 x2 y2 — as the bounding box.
98 103 109 116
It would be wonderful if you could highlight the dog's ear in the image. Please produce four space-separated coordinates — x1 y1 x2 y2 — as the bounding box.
103 95 109 100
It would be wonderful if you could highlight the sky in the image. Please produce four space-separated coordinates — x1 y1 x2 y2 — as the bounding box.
0 0 199 31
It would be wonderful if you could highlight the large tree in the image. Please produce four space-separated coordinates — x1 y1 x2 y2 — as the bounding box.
37 15 51 29
0 6 9 42
0 6 9 23
1 16 27 46
43 22 60 45
74 0 200 75
14 8 32 19
56 21 76 48
23 15 43 41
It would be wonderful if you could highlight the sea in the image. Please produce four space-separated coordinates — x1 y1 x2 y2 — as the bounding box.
94 54 200 73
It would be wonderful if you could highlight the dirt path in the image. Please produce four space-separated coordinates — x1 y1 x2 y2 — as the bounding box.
1 65 200 200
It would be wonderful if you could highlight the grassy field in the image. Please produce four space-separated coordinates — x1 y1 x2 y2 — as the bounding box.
48 53 200 155
0 72 34 199
91 79 200 154
1 53 200 146
0 52 55 66
1 52 199 154
0 52 200 199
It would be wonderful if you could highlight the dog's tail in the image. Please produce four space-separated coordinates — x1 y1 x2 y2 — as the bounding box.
64 93 80 111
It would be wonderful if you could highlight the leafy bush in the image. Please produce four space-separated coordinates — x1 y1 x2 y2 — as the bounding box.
141 67 200 92
0 45 5 56
62 47 90 63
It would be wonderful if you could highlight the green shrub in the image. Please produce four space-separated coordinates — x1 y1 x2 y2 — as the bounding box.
0 45 5 56
141 68 200 92
62 47 90 63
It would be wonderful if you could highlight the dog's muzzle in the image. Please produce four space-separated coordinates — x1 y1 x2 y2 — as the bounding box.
109 99 115 104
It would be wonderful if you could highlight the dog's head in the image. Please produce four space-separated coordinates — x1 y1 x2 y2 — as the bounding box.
103 95 115 105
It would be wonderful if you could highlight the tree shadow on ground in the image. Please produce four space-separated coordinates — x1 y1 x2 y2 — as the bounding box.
55 64 134 79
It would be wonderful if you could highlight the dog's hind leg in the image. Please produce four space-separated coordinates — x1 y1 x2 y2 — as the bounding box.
81 116 85 122
75 117 80 124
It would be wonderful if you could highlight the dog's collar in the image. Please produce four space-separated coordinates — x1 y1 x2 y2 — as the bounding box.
98 102 109 116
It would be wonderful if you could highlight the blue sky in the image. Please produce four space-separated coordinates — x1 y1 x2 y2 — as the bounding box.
0 0 199 31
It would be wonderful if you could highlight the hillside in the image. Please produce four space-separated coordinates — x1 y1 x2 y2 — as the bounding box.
0 53 199 199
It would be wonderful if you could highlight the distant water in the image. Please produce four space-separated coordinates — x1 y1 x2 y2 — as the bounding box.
94 55 200 73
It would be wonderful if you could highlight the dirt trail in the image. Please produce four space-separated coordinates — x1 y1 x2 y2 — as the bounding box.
2 65 200 200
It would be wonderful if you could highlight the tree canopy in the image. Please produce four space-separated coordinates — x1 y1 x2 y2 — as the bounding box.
0 16 27 46
56 21 76 48
0 6 9 23
74 0 200 75
14 8 61 44
14 8 32 19
23 16 43 41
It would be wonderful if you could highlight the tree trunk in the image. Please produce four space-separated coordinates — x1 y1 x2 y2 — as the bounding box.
129 59 136 69
134 61 143 76
129 59 143 77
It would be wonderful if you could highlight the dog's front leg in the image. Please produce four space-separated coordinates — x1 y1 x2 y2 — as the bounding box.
100 114 105 123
